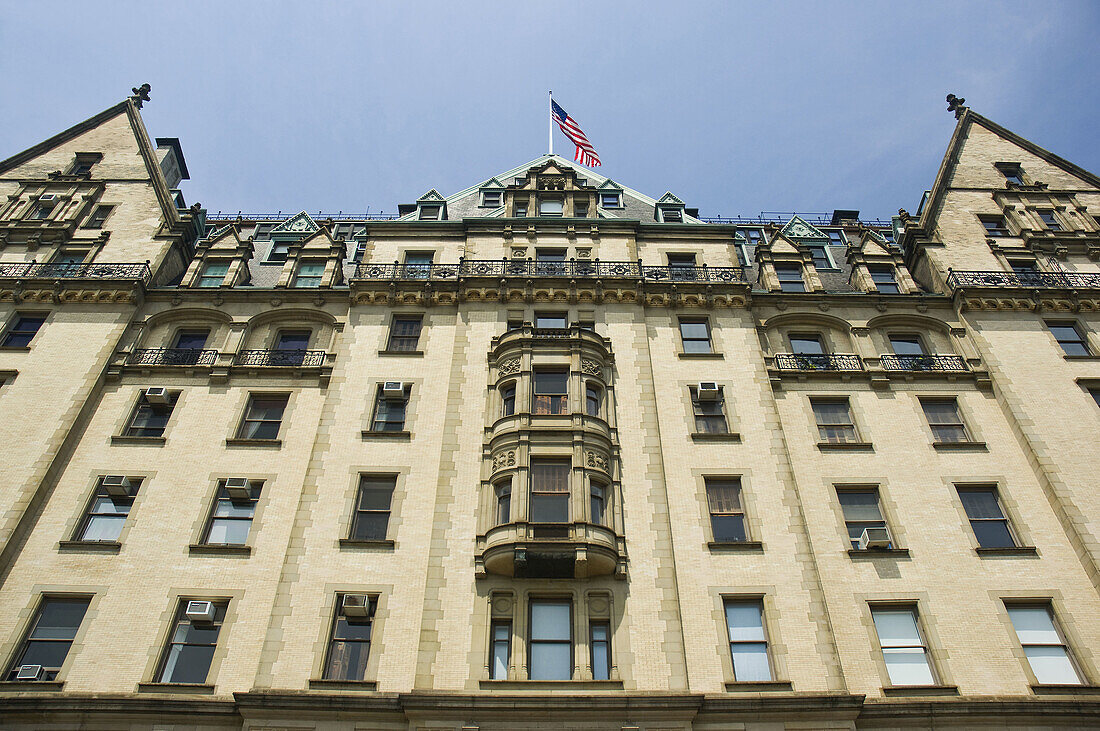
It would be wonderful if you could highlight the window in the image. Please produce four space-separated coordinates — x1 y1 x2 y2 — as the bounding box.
529 460 569 522
590 621 611 680
1009 259 1038 275
404 252 433 278
1038 210 1062 232
197 261 229 287
585 383 601 417
599 192 621 208
775 264 806 292
2 314 46 347
514 202 528 217
386 316 422 352
173 329 210 350
501 383 516 416
920 398 971 443
957 487 1017 548
75 476 140 542
667 253 696 280
1005 604 1083 685
494 480 511 524
808 245 833 270
535 249 567 276
573 200 588 217
481 191 502 208
31 198 56 219
254 223 277 239
539 198 563 216
5 596 90 681
1046 321 1090 356
350 475 396 540
691 387 729 434
69 154 99 176
294 261 325 288
790 334 826 355
1091 387 1100 409
997 163 1024 185
871 606 936 686
837 489 889 549
124 389 179 438
155 599 228 684
679 319 712 354
529 600 572 680
370 383 409 432
418 204 441 220
889 334 925 355
739 228 765 246
590 482 607 525
826 229 847 247
979 215 1010 237
706 478 746 542
811 398 859 444
53 249 89 267
274 330 310 365
202 480 261 546
535 312 567 329
533 371 568 415
869 266 900 294
659 206 683 222
724 599 772 682
323 594 376 681
266 241 291 263
236 394 288 440
489 621 511 679
83 205 113 229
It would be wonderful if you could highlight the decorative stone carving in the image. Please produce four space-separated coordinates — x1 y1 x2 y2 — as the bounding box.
576 247 592 259
492 450 516 472
510 246 527 259
497 357 520 376
580 358 601 376
130 83 151 108
946 93 967 119
585 451 609 472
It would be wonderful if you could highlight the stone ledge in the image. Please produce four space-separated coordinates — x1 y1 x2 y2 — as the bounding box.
338 539 396 550
111 435 166 446
848 548 911 559
975 546 1039 558
677 352 725 359
378 350 424 357
188 544 252 557
1031 684 1100 695
817 441 874 452
708 541 764 552
136 682 216 695
0 680 64 691
58 540 121 553
691 432 742 442
478 679 625 690
724 680 793 692
932 441 988 451
880 684 959 697
224 438 282 448
360 430 412 440
308 679 378 691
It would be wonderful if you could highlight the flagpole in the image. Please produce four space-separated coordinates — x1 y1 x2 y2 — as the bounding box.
548 90 553 156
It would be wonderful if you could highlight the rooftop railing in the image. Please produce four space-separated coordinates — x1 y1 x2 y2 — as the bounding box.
947 270 1100 290
129 348 219 367
879 354 968 372
235 349 326 367
204 211 893 227
352 259 746 283
0 262 152 283
773 353 864 372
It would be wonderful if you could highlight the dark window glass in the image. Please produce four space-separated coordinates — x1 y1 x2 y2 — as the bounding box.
53 249 88 267
1091 388 1100 410
173 329 210 350
2 314 46 348
5 597 90 681
490 620 511 679
660 207 683 222
921 398 971 443
202 481 261 545
585 384 601 417
495 480 511 524
350 475 396 540
980 215 1010 237
600 193 620 208
529 601 572 680
1038 210 1062 232
808 245 832 270
295 261 325 288
124 390 179 438
590 483 606 525
679 319 712 353
826 230 846 246
267 241 291 262
76 477 140 542
418 205 441 220
156 600 227 684
889 335 925 355
573 201 588 217
1009 260 1038 274
590 621 611 680
838 490 889 549
530 461 569 522
370 384 409 432
775 265 806 292
1047 322 1090 356
501 384 516 416
387 317 422 352
237 394 288 440
534 250 567 276
197 261 229 287
692 389 728 434
668 253 696 280
999 165 1024 185
324 594 375 680
84 205 113 229
706 477 746 542
533 371 568 415
482 191 502 207
958 487 1016 548
870 266 900 294
812 399 858 444
403 252 433 278
790 335 826 355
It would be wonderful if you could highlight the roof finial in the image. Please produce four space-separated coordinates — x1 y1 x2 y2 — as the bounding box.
130 83 151 109
946 93 967 119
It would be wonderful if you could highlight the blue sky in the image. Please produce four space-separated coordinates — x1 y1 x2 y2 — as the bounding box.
2 1 1097 220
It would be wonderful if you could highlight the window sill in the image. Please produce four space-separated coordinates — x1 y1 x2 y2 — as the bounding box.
360 430 412 440
932 441 988 451
378 350 423 357
724 680 793 692
479 679 624 690
0 345 31 352
881 684 958 697
136 682 216 695
0 680 64 691
691 432 742 442
1063 355 1100 361
708 541 764 552
224 438 282 448
189 543 252 556
339 538 395 550
848 548 910 559
111 435 166 446
308 679 378 691
677 352 724 359
58 540 121 553
975 546 1039 557
1031 684 1100 695
816 442 874 451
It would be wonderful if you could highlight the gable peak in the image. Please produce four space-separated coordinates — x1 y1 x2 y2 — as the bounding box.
780 215 829 241
272 211 319 235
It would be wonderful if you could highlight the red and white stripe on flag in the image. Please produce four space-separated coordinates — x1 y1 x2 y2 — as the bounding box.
551 100 601 167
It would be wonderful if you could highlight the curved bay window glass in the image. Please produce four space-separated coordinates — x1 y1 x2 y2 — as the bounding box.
590 482 607 525
533 370 568 415
530 460 569 522
501 383 516 416
585 383 601 417
494 479 511 525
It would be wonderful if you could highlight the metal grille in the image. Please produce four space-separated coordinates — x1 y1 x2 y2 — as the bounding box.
129 348 218 366
352 259 745 283
0 262 151 283
880 354 967 372
235 349 326 367
947 270 1100 289
773 353 864 371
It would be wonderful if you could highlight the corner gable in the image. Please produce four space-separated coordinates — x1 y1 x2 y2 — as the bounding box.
768 232 802 255
271 211 320 236
780 215 829 241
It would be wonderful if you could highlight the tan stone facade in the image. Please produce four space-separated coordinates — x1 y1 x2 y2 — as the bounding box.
0 93 1098 729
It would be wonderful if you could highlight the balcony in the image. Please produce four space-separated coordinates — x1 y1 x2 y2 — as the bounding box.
773 353 864 372
880 354 968 372
478 521 624 579
235 349 326 367
352 259 745 284
129 348 219 366
0 262 152 284
947 270 1100 290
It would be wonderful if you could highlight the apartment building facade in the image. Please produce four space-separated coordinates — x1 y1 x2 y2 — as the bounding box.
0 89 1097 729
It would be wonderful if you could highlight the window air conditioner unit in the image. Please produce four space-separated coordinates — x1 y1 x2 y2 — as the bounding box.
185 600 216 624
224 477 252 501
101 475 131 497
15 664 43 681
696 382 721 400
144 387 170 405
858 527 891 550
38 194 58 203
382 381 405 398
342 594 373 618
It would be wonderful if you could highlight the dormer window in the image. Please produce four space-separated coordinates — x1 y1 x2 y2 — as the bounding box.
573 200 588 217
418 204 442 221
869 265 900 294
31 196 58 220
514 202 528 218
539 198 564 217
266 241 291 263
599 192 621 209
775 264 806 293
481 191 503 208
254 223 276 239
659 206 683 222
197 261 230 288
294 261 326 288
995 162 1024 185
68 153 102 177
807 244 834 270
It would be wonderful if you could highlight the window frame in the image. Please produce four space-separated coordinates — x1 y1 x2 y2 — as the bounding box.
919 397 972 444
153 598 229 685
489 619 512 680
500 382 516 417
956 485 1019 549
480 190 503 208
705 476 748 543
723 597 774 682
836 486 891 550
82 204 114 229
678 318 713 354
589 620 612 680
2 313 48 348
123 389 180 438
4 594 92 682
869 265 901 294
807 244 835 271
528 599 574 680
74 476 141 543
386 315 423 352
810 397 860 444
200 479 262 547
235 393 289 441
368 383 410 433
1004 601 1085 686
585 382 602 418
1037 209 1062 232
532 370 568 415
690 386 729 434
322 592 377 681
494 479 512 525
349 474 397 541
869 603 939 687
979 214 1011 237
995 162 1025 185
529 459 570 523
197 260 230 288
1046 321 1090 356
599 192 621 209
293 260 326 288
774 264 807 292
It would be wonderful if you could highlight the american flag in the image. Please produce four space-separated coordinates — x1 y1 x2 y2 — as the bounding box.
551 100 601 167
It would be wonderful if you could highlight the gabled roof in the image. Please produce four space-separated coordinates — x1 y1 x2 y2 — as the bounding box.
656 192 685 206
481 177 506 189
780 215 829 241
417 189 446 202
597 178 624 191
271 211 319 236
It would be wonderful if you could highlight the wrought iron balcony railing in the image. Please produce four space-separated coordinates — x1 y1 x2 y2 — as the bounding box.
352 259 746 284
235 349 326 367
773 353 864 372
0 262 152 283
880 354 968 372
947 270 1100 290
129 348 219 366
